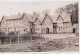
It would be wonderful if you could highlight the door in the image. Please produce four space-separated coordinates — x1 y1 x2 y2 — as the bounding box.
53 23 57 33
73 28 75 33
46 28 49 34
30 27 35 34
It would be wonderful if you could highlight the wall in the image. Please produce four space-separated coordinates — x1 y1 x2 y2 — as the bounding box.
42 16 53 34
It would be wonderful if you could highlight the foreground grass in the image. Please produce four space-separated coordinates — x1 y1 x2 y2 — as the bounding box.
0 37 79 52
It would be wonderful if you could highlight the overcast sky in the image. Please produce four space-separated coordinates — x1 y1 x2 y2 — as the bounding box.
0 1 78 21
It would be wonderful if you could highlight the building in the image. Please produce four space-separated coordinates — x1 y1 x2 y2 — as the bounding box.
73 23 79 34
41 13 73 34
0 12 73 35
1 13 32 34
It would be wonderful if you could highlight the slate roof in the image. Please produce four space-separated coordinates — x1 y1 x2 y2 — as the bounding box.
37 13 71 24
4 14 23 21
34 18 41 24
56 14 64 21
50 13 71 23
1 12 71 24
41 14 53 25
2 13 33 22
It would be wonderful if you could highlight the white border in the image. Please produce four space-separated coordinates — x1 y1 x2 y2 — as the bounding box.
0 0 78 2
0 0 79 54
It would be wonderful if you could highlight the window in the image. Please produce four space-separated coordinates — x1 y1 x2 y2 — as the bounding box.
24 28 27 32
36 28 39 31
59 27 60 30
25 28 27 32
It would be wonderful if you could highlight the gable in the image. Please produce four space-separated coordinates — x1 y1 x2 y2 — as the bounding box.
0 16 5 25
34 18 41 25
56 15 64 21
22 13 30 25
41 14 53 25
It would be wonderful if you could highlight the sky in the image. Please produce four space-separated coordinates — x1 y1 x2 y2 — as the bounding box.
0 1 78 21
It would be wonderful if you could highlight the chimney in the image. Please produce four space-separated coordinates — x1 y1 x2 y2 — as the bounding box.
33 11 36 16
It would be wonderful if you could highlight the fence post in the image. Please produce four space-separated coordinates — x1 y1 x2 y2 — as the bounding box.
10 38 11 44
18 30 20 43
10 35 11 44
0 39 1 44
31 37 32 42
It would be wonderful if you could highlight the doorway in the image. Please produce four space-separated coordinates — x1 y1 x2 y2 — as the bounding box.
73 28 75 33
30 27 35 34
46 28 49 34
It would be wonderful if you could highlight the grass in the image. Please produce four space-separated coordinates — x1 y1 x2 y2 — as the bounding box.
0 37 79 52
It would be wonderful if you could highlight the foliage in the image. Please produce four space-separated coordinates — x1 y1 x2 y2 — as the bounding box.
55 2 78 24
55 7 65 14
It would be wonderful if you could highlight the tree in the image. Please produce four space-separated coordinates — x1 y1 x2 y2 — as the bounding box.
55 7 65 14
55 2 78 25
74 3 78 23
65 4 74 13
65 3 78 24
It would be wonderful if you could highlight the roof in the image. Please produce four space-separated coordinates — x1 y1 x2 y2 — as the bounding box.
41 13 53 25
1 13 33 22
4 14 23 21
22 13 32 22
1 13 71 24
34 17 41 24
50 13 71 23
56 14 64 21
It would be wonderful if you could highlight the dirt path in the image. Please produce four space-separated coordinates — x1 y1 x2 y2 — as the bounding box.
49 46 79 52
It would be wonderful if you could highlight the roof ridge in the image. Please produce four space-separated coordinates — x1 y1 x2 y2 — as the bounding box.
41 13 53 25
34 17 41 24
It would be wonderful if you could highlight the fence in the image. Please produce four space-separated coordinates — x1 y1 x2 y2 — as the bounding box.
0 33 43 44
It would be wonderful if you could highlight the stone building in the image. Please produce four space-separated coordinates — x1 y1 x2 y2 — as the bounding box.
41 13 73 34
0 13 32 34
0 12 73 35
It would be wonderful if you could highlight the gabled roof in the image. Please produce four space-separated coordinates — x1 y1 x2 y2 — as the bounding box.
1 13 33 22
5 14 23 21
41 13 53 25
0 16 5 24
22 13 31 22
0 12 71 25
56 14 64 21
34 17 41 24
50 13 70 23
